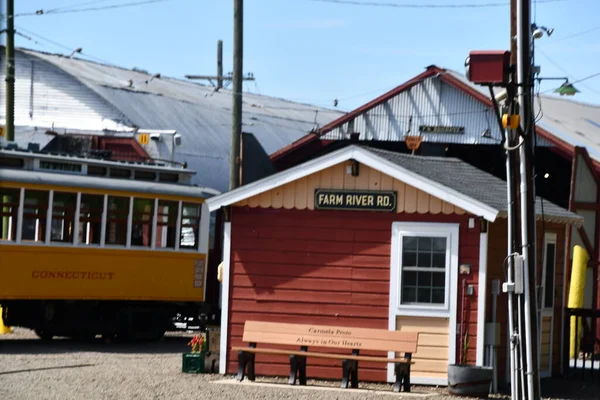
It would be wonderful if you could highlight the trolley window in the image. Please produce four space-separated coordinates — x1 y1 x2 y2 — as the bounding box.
180 203 200 249
131 198 154 247
156 200 177 249
22 190 49 242
0 188 20 241
51 192 77 243
79 194 103 245
106 196 129 246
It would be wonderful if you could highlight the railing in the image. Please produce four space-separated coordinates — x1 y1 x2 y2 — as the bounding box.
563 308 600 380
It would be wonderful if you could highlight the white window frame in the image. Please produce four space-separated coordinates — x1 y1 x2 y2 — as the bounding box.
390 222 459 318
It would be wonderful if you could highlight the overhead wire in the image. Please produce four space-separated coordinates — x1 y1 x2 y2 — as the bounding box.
43 0 113 13
537 25 600 47
14 25 117 66
536 49 600 96
540 71 600 94
307 0 573 9
16 0 176 17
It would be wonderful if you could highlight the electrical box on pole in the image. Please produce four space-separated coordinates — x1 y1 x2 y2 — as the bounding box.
465 51 511 86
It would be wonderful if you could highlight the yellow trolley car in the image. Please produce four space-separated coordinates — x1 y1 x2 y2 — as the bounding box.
0 145 218 341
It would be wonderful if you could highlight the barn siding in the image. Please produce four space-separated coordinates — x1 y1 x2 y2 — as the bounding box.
237 162 466 215
226 207 481 382
486 220 566 379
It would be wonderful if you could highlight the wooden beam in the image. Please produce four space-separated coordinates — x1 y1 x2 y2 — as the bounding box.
572 202 600 211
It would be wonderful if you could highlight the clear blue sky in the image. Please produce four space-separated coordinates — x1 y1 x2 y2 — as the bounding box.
9 0 600 111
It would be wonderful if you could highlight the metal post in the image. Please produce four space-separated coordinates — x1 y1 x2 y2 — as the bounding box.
230 0 243 191
217 40 224 90
5 0 15 142
516 0 541 398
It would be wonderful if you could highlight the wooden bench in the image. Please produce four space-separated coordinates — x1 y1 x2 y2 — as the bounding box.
233 321 418 392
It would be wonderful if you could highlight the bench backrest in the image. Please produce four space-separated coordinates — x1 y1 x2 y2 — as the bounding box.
242 321 418 353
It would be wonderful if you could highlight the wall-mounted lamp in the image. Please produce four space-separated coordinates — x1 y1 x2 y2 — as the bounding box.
460 264 471 275
532 24 554 40
346 160 360 177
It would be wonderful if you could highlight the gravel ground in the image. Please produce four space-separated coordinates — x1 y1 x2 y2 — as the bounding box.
0 328 597 400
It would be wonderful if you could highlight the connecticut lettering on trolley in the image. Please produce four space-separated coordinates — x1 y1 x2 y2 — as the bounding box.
32 271 115 280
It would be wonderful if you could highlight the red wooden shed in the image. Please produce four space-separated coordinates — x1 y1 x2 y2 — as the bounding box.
205 145 581 385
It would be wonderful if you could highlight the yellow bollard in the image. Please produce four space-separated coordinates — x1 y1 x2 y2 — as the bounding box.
0 306 13 334
568 245 589 359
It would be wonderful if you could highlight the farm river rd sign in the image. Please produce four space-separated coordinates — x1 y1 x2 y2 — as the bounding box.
314 189 397 212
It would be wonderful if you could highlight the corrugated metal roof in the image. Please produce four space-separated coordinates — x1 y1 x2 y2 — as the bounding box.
7 47 344 192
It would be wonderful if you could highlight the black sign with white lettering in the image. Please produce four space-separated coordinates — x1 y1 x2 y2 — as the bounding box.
314 189 397 212
419 125 465 134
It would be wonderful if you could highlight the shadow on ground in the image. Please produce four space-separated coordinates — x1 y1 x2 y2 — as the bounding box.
540 378 600 400
0 333 194 355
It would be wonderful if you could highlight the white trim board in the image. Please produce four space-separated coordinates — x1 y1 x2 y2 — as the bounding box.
476 232 488 366
205 145 499 222
387 222 460 384
219 222 232 375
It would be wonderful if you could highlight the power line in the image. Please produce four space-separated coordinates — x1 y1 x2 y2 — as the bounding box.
538 25 600 47
536 49 600 95
307 0 572 9
44 0 112 14
16 0 176 17
15 25 117 66
541 71 600 94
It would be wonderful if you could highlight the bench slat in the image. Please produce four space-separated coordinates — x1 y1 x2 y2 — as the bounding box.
232 346 414 364
243 321 418 353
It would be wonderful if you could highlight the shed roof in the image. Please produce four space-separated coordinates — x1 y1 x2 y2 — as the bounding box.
15 47 344 192
206 145 582 226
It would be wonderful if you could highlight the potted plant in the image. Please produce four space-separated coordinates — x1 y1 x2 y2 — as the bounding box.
182 334 207 373
448 280 493 398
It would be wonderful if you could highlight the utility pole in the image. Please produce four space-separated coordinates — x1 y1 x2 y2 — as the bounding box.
230 0 243 190
4 0 14 141
516 0 541 398
505 2 523 398
185 39 255 91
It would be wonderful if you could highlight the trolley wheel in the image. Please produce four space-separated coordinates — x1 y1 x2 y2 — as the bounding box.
34 329 54 341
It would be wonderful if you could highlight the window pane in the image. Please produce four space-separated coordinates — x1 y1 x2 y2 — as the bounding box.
417 271 432 287
107 196 129 246
418 237 432 251
131 198 153 247
156 200 178 249
79 195 103 245
403 251 417 267
417 252 432 268
403 236 417 250
432 253 446 268
432 272 445 287
417 287 431 303
22 190 48 242
403 271 417 286
0 188 20 241
51 192 77 243
432 288 445 304
544 243 556 309
180 203 200 249
402 287 417 303
433 237 446 251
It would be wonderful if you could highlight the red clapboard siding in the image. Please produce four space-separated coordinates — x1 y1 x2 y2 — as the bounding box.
226 207 480 382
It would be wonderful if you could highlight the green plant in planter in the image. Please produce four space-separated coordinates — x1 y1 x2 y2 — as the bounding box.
182 334 207 373
461 331 470 365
